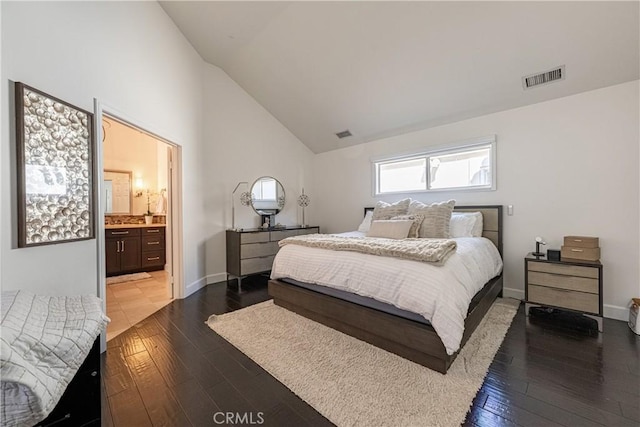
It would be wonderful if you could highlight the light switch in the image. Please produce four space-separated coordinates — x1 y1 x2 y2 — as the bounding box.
507 205 514 216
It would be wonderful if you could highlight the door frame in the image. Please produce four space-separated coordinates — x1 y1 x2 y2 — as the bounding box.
94 100 184 352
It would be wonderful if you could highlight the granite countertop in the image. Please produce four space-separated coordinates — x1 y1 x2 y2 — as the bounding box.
105 223 166 229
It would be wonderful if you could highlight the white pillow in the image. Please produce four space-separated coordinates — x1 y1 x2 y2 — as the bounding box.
357 210 374 232
469 212 483 237
390 214 424 238
450 214 475 237
450 212 483 237
366 220 413 239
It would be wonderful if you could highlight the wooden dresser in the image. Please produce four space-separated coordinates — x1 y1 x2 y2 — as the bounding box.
226 226 319 290
106 225 166 276
525 252 603 331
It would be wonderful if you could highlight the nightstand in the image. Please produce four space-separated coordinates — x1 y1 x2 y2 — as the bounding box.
525 253 603 331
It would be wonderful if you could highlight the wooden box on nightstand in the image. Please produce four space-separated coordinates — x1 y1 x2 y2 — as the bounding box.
525 252 603 331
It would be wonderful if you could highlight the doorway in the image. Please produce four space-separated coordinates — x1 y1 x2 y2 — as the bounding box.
98 113 181 341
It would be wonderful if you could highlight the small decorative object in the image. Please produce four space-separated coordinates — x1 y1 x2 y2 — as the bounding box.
547 249 561 261
240 191 252 207
231 181 249 231
532 236 546 257
261 214 275 229
15 82 95 247
561 235 601 261
297 188 310 227
135 188 155 224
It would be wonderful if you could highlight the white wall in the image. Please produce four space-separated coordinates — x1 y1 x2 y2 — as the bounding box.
314 81 639 320
202 64 315 284
1 2 205 296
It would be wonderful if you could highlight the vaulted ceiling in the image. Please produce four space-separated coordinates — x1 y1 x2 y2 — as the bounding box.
160 1 639 154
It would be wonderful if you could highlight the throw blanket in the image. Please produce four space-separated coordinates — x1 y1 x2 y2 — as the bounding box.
279 234 457 264
1 291 109 427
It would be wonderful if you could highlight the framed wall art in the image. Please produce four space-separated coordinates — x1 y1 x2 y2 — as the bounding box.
15 82 95 247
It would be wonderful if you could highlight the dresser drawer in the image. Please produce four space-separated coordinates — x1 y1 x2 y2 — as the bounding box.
528 271 598 294
270 227 319 241
241 232 270 244
528 284 599 314
141 251 165 268
142 235 164 251
270 229 300 241
106 228 140 238
241 256 275 275
528 261 599 279
241 242 279 259
142 227 165 236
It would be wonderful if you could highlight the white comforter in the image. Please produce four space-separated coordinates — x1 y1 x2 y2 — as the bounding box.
271 233 503 355
1 291 109 427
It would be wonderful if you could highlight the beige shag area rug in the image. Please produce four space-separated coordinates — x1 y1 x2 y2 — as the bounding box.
206 298 519 426
106 272 151 285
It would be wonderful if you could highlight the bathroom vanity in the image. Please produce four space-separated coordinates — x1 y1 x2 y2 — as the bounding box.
105 224 166 276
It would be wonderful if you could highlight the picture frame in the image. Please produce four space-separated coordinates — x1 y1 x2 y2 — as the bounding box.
15 82 95 247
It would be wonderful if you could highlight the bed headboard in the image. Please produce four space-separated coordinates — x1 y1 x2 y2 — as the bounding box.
364 205 503 255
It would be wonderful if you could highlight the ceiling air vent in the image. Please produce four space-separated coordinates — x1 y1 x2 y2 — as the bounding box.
335 130 352 139
522 65 565 89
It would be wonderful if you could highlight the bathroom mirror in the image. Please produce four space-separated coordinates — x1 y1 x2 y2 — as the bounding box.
250 176 285 216
104 170 132 214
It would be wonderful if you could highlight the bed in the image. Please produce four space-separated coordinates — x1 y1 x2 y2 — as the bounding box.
1 290 108 426
268 205 503 374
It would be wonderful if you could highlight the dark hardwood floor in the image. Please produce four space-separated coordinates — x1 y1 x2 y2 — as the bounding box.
103 277 639 426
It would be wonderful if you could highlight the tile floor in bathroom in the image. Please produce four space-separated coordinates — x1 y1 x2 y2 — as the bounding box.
105 270 173 341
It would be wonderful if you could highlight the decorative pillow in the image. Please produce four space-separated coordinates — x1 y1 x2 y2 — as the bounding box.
450 212 484 237
450 213 476 238
468 212 483 237
366 220 413 239
357 210 374 233
407 199 455 238
371 198 411 222
390 214 424 238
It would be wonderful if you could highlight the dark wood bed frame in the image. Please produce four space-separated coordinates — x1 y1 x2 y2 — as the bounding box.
268 205 503 374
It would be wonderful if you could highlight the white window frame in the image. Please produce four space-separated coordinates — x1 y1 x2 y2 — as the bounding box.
372 135 496 196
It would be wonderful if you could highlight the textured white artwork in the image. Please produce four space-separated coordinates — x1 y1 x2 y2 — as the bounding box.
17 83 94 246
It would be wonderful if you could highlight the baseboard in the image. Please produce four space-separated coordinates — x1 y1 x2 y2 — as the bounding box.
603 304 629 321
184 273 229 298
502 287 524 301
185 276 208 297
206 273 227 285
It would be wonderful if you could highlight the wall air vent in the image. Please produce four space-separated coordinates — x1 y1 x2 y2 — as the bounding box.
522 65 565 89
335 130 352 139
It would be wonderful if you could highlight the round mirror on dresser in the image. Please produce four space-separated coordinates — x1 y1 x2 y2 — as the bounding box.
250 176 285 227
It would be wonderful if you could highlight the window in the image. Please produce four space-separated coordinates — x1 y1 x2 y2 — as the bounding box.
373 136 496 195
253 178 276 200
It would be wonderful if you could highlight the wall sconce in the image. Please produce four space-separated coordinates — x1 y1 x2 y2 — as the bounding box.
134 177 144 197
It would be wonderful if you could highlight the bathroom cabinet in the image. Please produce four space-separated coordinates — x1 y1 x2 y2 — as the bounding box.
105 226 165 276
